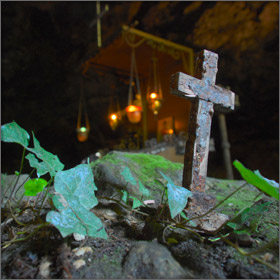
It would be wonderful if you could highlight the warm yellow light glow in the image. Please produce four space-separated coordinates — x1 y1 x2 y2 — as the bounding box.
149 92 158 99
125 105 142 113
125 105 142 123
154 100 160 107
168 129 174 134
110 114 117 120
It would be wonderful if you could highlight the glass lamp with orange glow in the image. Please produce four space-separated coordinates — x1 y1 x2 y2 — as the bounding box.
109 112 121 130
126 104 142 123
76 112 90 142
77 126 90 142
108 94 122 130
147 56 163 115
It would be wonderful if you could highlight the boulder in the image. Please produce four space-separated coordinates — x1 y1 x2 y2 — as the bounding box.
122 241 190 279
91 151 183 207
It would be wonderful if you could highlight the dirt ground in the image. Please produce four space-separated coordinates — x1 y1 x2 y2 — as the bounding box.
1 177 279 279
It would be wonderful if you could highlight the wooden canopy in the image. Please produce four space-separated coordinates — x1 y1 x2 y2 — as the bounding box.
82 25 194 141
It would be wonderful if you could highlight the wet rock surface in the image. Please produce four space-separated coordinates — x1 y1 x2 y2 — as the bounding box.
91 151 183 206
123 241 190 279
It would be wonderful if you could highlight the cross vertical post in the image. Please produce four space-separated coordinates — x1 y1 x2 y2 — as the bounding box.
170 50 235 230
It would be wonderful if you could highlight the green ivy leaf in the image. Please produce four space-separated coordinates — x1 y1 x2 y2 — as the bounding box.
227 222 240 230
28 132 64 177
159 171 192 219
233 160 279 200
227 201 271 235
121 190 128 204
25 153 49 177
24 178 48 196
254 170 279 189
121 167 137 185
167 183 192 219
1 121 30 147
1 122 64 178
46 164 107 239
179 211 197 227
139 180 150 197
159 170 175 185
131 196 143 209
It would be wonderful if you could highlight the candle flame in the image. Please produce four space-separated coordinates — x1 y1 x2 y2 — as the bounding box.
110 114 117 120
150 92 158 99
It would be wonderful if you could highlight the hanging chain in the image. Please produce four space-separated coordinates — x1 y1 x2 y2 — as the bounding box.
128 47 142 107
133 49 142 102
152 56 158 94
77 79 83 130
128 48 135 106
77 78 90 130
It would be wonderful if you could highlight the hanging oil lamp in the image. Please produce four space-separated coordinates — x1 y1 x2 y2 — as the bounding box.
126 48 143 123
147 56 163 115
76 78 90 142
126 104 142 123
109 112 118 130
108 95 121 130
77 126 90 142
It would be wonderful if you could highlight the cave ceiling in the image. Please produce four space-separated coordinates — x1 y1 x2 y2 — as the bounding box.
1 1 279 180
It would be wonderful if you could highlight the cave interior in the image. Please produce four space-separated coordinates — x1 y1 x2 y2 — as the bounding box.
1 1 279 181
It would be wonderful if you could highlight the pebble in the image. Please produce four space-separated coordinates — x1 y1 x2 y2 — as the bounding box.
73 233 85 241
262 252 273 262
73 246 93 257
39 257 51 278
73 259 86 270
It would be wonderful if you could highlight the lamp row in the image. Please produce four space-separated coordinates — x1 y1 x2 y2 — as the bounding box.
108 92 163 131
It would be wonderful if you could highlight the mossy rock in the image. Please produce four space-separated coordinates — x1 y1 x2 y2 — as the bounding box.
90 151 278 243
91 151 183 206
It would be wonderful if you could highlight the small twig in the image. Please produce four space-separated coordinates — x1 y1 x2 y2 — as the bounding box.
162 224 174 244
220 234 279 274
38 177 54 215
173 222 206 240
8 200 27 227
14 168 36 199
1 222 50 249
157 203 167 220
162 223 205 243
97 196 150 217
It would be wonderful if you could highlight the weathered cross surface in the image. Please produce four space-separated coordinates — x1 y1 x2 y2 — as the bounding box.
170 49 235 231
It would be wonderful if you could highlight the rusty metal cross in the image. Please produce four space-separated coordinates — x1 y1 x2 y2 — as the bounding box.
170 50 235 230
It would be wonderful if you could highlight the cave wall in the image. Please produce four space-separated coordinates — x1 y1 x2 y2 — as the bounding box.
1 1 279 180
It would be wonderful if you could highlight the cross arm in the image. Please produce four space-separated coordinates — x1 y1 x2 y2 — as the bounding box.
170 72 235 112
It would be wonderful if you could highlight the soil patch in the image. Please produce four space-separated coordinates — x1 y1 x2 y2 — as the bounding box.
1 193 278 279
1 152 279 278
